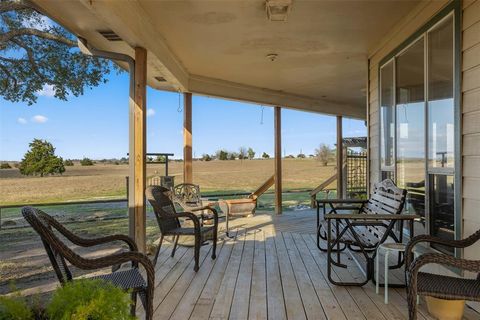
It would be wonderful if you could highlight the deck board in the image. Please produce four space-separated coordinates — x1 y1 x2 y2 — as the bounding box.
145 211 480 320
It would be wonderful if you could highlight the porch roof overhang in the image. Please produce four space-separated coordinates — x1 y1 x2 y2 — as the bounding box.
32 0 420 119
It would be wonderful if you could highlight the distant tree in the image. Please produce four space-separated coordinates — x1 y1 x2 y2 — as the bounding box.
120 157 128 164
0 1 117 105
64 159 74 166
156 155 166 163
229 152 238 160
238 147 247 160
262 152 270 159
247 147 255 160
285 154 295 159
297 153 306 158
201 154 212 161
216 150 228 161
0 162 11 169
19 139 65 176
315 144 332 166
80 157 94 166
147 156 154 163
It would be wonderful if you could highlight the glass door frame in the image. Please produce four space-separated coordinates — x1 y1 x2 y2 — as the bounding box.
376 1 461 257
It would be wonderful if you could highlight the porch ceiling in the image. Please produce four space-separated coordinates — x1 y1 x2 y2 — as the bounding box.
33 0 420 119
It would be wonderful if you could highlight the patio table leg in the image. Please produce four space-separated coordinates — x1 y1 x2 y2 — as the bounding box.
384 249 389 304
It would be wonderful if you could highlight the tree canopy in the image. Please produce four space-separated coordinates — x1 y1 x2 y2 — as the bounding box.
0 0 115 105
19 139 65 176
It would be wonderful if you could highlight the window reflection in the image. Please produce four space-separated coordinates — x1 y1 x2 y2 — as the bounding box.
430 174 455 254
428 17 454 168
396 38 425 219
381 62 395 168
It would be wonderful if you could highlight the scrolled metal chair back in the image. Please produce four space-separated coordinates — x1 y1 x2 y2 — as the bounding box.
146 185 181 234
173 183 202 207
22 207 76 284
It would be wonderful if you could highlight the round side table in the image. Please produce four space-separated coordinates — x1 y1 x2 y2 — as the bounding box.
375 242 407 304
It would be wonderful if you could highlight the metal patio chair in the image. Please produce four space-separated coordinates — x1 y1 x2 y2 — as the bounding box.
22 206 154 320
146 185 218 272
405 229 480 320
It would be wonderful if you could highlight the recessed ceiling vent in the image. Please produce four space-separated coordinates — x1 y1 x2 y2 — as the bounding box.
98 30 122 41
155 76 167 82
265 0 292 22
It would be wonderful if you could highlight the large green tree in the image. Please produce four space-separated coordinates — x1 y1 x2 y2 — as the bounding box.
0 0 114 105
19 139 65 176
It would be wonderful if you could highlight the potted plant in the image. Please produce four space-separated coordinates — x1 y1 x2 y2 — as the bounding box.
0 279 135 320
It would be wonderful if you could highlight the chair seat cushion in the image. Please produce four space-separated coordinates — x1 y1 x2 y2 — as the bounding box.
91 268 146 292
417 272 480 301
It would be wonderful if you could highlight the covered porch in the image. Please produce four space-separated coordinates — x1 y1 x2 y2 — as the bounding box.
13 0 480 319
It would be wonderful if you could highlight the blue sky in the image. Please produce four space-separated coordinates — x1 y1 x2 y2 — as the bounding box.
0 71 366 161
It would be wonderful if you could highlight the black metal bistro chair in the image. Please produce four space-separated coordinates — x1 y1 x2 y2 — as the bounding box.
146 185 218 272
22 206 154 320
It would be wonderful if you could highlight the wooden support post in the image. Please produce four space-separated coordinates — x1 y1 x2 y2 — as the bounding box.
130 47 147 253
274 107 282 214
183 92 193 184
336 115 343 199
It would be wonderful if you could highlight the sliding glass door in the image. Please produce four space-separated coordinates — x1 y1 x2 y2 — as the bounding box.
378 12 458 253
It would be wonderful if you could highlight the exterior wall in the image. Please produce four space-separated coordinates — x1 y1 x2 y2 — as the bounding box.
462 0 480 262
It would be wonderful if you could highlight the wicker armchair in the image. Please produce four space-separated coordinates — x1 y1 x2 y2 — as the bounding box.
146 185 218 271
405 229 480 320
22 206 154 320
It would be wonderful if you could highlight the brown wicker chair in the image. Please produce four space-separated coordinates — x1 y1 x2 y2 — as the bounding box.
146 185 218 272
405 229 480 320
22 206 154 320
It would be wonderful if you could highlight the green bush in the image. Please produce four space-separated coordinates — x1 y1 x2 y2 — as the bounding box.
63 159 74 166
80 158 94 166
0 294 33 320
47 279 133 320
19 139 65 176
0 279 134 320
0 163 11 169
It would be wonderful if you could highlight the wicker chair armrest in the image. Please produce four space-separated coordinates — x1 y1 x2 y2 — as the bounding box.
39 212 138 252
409 253 480 275
406 232 480 267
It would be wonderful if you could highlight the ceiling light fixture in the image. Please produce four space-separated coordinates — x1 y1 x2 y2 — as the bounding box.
265 0 292 22
266 53 278 61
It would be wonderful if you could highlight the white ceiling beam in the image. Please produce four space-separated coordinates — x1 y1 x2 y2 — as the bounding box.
189 75 365 119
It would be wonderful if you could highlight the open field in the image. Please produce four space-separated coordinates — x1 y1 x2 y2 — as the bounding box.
0 158 336 206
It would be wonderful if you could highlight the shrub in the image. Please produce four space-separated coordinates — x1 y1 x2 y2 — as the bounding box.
201 154 212 161
80 157 94 166
297 153 306 158
0 163 11 169
262 152 270 159
64 159 74 166
216 150 228 161
47 279 133 320
247 147 255 160
0 293 33 320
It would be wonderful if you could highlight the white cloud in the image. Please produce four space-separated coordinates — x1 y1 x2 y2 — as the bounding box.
147 108 156 117
17 117 27 124
36 84 56 97
32 115 48 123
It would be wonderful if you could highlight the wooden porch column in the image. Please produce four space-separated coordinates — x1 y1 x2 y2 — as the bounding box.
183 92 193 184
274 107 282 214
336 115 344 199
129 47 147 253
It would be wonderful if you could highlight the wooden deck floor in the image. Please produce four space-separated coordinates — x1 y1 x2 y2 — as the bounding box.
138 210 479 320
